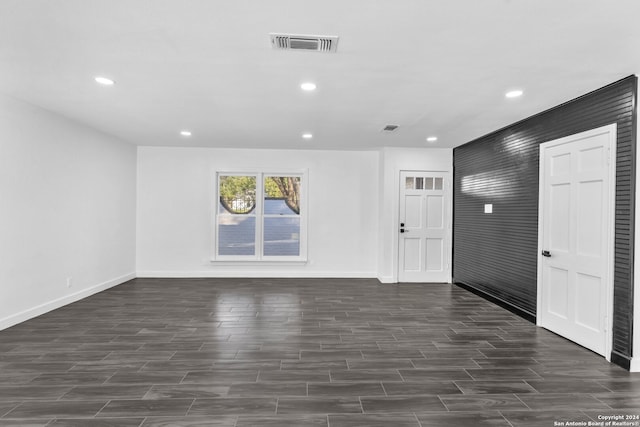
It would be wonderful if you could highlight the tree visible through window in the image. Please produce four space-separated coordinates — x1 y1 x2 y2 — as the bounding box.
216 174 303 259
219 175 256 214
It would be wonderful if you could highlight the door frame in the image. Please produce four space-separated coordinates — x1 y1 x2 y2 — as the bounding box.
397 169 452 283
536 123 617 360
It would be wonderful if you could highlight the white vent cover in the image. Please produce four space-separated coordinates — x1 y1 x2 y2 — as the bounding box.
269 33 339 53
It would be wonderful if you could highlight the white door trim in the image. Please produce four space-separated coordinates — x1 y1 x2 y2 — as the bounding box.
536 123 617 361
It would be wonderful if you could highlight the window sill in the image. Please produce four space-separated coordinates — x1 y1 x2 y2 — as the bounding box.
210 258 308 266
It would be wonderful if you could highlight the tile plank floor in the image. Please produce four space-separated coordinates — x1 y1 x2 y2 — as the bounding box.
1 278 639 426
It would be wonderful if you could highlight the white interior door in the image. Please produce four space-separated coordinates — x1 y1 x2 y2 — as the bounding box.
538 124 616 358
398 171 450 282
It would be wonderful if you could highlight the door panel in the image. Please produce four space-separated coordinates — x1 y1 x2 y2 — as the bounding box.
425 238 443 271
426 195 443 228
577 181 602 256
398 171 450 282
548 267 569 319
404 195 423 228
403 238 421 271
579 146 604 171
575 273 601 331
549 183 570 252
538 125 615 358
551 152 571 176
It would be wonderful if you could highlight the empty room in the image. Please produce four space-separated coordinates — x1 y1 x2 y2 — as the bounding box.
1 1 640 426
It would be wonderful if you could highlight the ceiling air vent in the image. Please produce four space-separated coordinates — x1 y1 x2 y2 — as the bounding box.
270 33 339 53
382 125 399 132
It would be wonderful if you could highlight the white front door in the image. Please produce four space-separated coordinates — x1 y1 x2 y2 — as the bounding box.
538 124 616 358
398 171 450 282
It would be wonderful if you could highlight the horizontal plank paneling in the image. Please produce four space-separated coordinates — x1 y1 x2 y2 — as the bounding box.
453 76 636 363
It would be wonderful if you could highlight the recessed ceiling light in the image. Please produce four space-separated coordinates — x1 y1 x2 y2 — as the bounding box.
180 130 192 137
94 76 115 86
505 89 523 98
300 82 317 91
302 133 313 139
426 136 438 142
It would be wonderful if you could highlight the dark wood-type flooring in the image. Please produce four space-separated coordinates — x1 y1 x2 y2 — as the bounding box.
1 278 639 426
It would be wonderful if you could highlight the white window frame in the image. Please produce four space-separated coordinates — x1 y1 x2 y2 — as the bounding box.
212 169 308 262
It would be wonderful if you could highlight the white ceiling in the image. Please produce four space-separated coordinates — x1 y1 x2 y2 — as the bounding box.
1 0 639 150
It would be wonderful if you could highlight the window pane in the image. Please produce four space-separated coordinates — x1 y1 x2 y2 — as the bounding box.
405 177 414 189
425 177 434 190
434 177 443 190
264 217 300 256
415 177 424 189
264 176 301 214
264 198 298 215
218 216 256 256
219 175 256 214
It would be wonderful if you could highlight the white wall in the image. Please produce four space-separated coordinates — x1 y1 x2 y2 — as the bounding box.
136 147 379 277
0 94 137 330
377 147 453 282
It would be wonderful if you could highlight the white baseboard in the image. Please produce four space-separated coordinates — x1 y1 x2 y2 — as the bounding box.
136 270 377 279
630 357 640 373
376 276 454 284
0 272 135 331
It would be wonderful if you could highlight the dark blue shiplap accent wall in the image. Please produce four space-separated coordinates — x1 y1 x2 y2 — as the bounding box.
453 76 636 367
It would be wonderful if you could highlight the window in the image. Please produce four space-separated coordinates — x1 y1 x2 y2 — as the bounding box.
405 175 443 190
215 172 306 261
